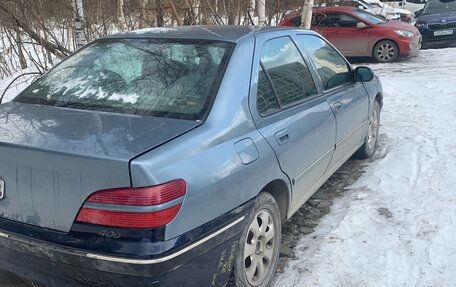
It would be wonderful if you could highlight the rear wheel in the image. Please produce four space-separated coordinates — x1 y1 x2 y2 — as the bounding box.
373 40 399 63
232 192 281 287
355 100 381 159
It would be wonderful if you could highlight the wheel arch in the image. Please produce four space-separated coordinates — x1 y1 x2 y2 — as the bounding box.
375 92 383 109
260 179 290 223
372 38 400 59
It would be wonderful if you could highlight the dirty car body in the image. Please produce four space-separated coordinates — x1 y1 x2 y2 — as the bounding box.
0 26 382 287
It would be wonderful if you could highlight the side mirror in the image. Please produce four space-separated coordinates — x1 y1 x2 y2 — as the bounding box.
415 9 423 17
354 66 374 82
356 22 368 29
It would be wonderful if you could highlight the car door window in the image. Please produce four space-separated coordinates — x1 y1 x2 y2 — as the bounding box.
312 13 330 27
296 35 353 90
290 16 302 27
257 65 280 116
259 37 317 108
330 13 360 28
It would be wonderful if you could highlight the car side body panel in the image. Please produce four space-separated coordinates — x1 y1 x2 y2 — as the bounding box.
248 30 337 218
130 36 291 240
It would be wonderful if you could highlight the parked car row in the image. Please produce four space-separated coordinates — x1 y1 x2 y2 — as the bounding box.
280 7 422 62
280 0 454 62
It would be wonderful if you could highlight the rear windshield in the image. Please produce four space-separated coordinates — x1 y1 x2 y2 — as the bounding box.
351 8 387 24
14 39 234 120
423 0 456 14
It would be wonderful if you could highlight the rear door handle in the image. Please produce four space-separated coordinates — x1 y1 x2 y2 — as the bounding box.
274 129 290 146
332 102 343 113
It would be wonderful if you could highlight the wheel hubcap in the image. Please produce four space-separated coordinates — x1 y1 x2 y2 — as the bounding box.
244 209 275 286
377 44 395 61
367 107 379 152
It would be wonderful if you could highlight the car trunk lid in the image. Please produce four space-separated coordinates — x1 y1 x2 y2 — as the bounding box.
0 102 200 232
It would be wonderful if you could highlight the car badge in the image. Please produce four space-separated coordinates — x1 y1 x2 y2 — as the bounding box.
441 19 447 23
0 179 4 200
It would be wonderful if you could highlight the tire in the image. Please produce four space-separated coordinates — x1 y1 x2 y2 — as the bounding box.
373 40 399 63
355 100 381 159
232 192 281 287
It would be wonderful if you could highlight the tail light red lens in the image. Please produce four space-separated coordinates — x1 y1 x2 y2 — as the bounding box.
76 179 186 229
85 179 186 206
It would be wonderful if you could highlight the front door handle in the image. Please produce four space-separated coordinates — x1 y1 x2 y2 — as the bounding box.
275 129 290 146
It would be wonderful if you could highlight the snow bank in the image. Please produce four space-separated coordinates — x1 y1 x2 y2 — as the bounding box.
276 48 456 287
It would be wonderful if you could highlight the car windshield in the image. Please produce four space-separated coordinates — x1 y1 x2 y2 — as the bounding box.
423 0 456 14
14 39 234 120
351 8 387 24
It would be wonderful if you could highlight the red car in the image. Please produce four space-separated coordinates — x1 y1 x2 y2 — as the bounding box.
280 7 422 62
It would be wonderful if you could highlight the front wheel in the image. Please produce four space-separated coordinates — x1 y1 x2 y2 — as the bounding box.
232 192 281 287
373 40 399 63
355 100 381 159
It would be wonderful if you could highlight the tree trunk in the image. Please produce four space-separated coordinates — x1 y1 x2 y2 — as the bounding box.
15 29 27 69
169 0 183 26
156 0 165 27
258 0 266 26
71 0 87 49
118 0 128 32
300 0 314 29
139 0 147 29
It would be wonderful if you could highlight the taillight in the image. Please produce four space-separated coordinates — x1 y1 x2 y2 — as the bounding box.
76 179 186 229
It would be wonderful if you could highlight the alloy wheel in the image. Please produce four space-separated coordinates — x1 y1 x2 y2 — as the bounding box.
376 43 396 62
367 104 379 152
243 209 275 286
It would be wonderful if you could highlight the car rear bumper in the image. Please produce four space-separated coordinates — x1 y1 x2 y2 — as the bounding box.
0 200 254 287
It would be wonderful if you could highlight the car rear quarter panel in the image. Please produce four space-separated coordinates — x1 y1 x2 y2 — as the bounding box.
130 36 290 240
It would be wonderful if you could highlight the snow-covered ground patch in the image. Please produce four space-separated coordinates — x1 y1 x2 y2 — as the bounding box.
275 47 456 286
0 70 38 103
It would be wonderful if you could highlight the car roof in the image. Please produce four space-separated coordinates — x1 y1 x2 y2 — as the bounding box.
283 6 356 20
313 6 356 13
103 25 297 43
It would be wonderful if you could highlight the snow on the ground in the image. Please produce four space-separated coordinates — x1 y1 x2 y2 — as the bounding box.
276 48 456 287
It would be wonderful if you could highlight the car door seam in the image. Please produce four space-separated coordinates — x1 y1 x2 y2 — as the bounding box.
293 148 334 185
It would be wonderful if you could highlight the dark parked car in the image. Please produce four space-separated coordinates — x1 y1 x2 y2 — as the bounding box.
0 26 382 287
415 0 456 48
280 7 422 62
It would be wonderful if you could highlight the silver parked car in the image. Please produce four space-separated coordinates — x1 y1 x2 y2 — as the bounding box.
0 26 382 287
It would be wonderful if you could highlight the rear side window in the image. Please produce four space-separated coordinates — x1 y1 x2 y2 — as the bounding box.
15 39 234 120
296 35 353 90
257 66 280 115
258 37 317 109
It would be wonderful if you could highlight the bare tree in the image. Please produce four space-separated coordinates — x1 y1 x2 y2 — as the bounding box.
71 0 87 49
118 0 128 32
258 0 266 26
300 0 314 29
